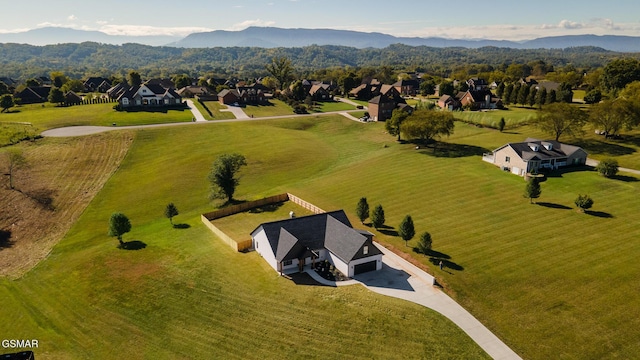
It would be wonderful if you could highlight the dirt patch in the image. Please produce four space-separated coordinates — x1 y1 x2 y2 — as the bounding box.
0 131 134 278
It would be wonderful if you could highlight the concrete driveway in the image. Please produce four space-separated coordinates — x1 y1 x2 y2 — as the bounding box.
306 244 522 360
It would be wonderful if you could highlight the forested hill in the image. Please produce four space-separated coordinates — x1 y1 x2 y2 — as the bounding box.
1 41 638 80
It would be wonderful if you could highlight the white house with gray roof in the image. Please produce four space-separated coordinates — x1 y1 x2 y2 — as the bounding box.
251 210 383 277
483 138 588 177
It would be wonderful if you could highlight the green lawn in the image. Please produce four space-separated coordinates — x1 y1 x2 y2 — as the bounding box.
243 99 294 117
0 118 490 359
314 100 356 112
211 201 316 241
0 103 192 132
453 106 538 128
4 116 640 359
194 100 236 120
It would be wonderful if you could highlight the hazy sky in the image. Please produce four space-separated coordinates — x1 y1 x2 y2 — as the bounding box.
3 0 640 40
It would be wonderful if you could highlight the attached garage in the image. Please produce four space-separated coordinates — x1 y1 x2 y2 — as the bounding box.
354 260 377 275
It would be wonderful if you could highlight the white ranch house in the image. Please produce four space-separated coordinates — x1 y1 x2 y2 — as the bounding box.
251 210 383 277
483 138 588 177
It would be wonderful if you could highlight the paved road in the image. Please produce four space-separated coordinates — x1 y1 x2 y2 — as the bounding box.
41 107 367 137
306 243 522 360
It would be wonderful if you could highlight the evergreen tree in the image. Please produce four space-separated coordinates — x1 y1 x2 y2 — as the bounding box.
370 204 385 229
356 197 370 224
164 203 179 225
398 215 416 247
498 117 506 132
523 178 541 204
416 232 432 254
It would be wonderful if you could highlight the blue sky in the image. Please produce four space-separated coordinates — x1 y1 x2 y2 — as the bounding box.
3 0 640 40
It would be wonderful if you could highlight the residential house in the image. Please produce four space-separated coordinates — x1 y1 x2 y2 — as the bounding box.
145 78 175 89
456 89 503 110
482 138 588 177
36 76 52 86
251 210 383 277
84 77 112 92
518 78 538 87
367 85 410 121
218 89 241 105
218 86 266 105
117 83 182 108
535 81 560 92
107 82 128 100
437 95 461 111
0 77 17 86
393 79 419 96
467 78 489 91
64 91 83 105
15 86 51 104
177 86 211 98
309 83 332 101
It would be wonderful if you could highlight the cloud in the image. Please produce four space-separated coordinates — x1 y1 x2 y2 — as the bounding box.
228 19 276 31
558 20 584 29
96 20 109 25
68 15 77 21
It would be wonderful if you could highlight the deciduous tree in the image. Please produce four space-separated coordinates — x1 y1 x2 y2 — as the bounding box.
498 117 506 132
356 197 369 224
400 109 455 146
165 203 179 225
0 94 14 113
108 212 131 246
535 103 587 141
5 148 27 190
385 108 410 141
595 158 619 178
574 194 594 212
48 87 65 106
208 153 247 202
398 215 415 247
266 57 294 90
589 99 639 138
128 71 142 86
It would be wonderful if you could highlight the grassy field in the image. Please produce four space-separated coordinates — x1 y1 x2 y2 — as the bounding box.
0 119 489 359
191 100 236 120
211 201 316 242
314 100 356 112
453 106 538 128
243 99 293 117
0 103 192 132
3 114 640 359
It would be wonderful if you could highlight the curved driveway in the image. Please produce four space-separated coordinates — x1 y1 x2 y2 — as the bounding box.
306 243 522 360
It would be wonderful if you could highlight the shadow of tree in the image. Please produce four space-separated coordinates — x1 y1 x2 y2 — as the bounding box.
0 230 13 250
585 210 614 218
416 142 489 158
379 229 398 237
173 223 191 229
573 139 636 156
26 188 57 211
249 202 284 213
613 174 640 182
536 202 572 210
118 240 147 250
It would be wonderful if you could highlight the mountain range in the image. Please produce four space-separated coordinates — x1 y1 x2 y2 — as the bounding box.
2 26 640 52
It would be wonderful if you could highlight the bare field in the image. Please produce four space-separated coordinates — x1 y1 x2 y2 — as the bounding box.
0 131 134 278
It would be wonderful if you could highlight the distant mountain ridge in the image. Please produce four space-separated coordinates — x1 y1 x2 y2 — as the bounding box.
0 27 181 47
1 26 640 52
171 26 640 52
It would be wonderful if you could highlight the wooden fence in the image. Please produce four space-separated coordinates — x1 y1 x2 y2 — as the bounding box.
201 193 325 252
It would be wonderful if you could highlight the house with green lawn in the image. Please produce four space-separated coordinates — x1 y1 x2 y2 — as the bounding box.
251 210 383 277
483 138 588 177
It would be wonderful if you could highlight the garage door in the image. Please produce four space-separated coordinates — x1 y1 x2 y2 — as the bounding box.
354 260 377 275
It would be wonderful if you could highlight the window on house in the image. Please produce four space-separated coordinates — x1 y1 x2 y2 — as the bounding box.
505 156 510 163
363 246 369 255
283 259 293 266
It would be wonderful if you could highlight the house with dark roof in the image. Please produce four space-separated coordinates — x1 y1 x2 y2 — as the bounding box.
482 138 588 177
467 78 489 91
251 210 383 277
437 95 461 110
393 79 419 96
84 77 112 92
309 83 332 101
456 89 503 110
117 83 182 108
15 86 51 104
